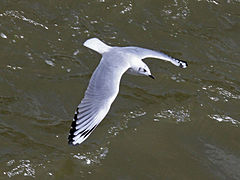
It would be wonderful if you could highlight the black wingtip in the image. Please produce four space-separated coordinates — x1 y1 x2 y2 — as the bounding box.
183 60 188 67
68 108 79 145
68 140 74 145
68 128 76 145
179 59 188 68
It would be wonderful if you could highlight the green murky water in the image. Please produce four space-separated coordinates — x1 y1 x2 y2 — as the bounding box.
0 0 240 179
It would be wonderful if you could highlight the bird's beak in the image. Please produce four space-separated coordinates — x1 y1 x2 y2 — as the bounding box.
149 75 155 79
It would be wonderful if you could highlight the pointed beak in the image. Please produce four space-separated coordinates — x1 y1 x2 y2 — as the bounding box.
149 75 155 79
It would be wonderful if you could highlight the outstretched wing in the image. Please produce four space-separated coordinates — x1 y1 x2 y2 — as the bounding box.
125 47 188 68
68 55 130 145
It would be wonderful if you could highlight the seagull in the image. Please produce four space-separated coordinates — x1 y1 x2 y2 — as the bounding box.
68 38 188 145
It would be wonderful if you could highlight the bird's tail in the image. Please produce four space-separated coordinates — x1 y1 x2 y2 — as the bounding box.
83 38 112 54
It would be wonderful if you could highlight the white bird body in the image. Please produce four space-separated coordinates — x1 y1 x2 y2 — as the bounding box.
68 38 187 145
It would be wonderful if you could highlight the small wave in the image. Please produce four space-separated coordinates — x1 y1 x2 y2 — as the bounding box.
108 109 146 136
44 60 55 67
208 114 239 126
3 160 37 178
120 1 133 14
171 73 186 83
202 85 240 102
72 146 109 165
162 0 190 20
6 65 23 70
0 32 7 39
216 87 240 100
0 10 48 30
154 107 190 123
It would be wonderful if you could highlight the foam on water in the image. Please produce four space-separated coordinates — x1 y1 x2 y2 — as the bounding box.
3 160 37 178
0 10 48 30
154 107 190 123
208 114 240 126
72 146 109 165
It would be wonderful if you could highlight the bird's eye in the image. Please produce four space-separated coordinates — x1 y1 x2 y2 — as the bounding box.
143 69 147 72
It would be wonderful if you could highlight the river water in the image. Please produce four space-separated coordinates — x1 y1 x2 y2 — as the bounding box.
0 0 240 179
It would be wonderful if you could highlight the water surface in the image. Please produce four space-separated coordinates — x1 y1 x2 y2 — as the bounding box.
0 0 240 179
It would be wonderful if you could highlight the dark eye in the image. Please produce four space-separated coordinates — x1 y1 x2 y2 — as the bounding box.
143 69 147 72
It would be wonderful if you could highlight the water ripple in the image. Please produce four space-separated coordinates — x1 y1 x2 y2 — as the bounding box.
0 10 48 30
202 85 240 102
162 0 190 20
208 114 240 126
108 109 146 136
154 107 190 123
3 160 37 178
72 146 109 165
0 32 8 39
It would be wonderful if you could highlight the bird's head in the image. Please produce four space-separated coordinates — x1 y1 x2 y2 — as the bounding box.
136 61 155 79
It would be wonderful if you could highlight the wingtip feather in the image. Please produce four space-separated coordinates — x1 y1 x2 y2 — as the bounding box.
179 59 188 68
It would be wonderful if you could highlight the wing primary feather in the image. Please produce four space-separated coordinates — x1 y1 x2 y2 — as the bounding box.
83 125 97 138
78 101 92 108
80 129 90 137
74 119 93 135
68 107 95 144
74 113 99 135
76 108 94 121
76 110 97 126
72 124 97 144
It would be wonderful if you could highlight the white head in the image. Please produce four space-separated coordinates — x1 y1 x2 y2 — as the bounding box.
129 60 155 79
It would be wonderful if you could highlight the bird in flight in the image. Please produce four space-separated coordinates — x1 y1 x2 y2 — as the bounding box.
68 38 187 145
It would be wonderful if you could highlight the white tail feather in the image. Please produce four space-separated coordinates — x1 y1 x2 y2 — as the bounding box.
83 38 112 54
